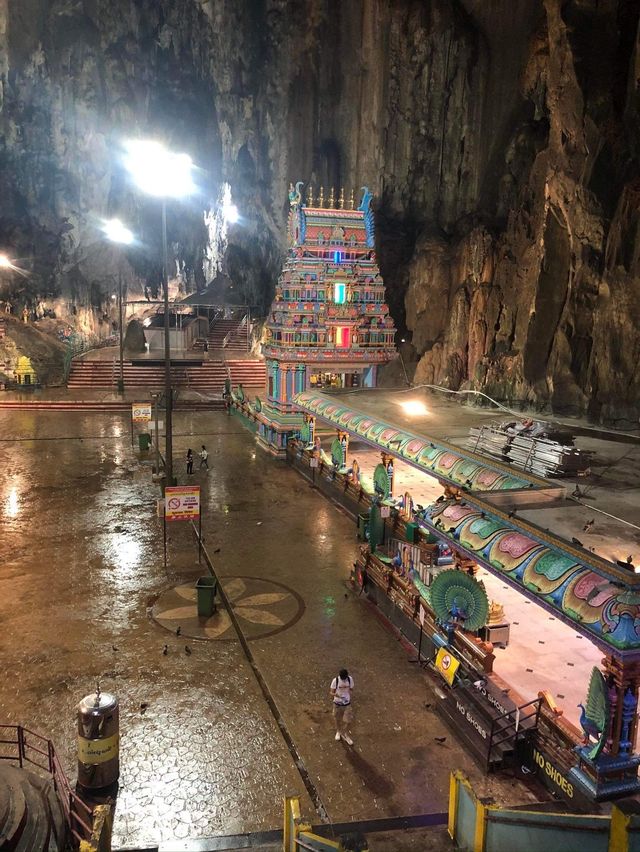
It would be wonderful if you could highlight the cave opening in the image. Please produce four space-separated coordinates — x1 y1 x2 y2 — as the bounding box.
523 206 570 387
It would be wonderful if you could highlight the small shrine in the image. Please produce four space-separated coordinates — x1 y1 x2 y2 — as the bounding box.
14 355 37 386
258 183 396 452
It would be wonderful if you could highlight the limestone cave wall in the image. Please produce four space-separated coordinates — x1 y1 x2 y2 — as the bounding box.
0 0 638 422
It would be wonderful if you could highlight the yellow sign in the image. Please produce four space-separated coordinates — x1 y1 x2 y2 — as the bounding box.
165 485 201 521
435 647 460 686
77 733 119 765
132 403 152 423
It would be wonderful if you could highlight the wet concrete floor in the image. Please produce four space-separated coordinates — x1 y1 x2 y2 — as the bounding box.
0 411 541 848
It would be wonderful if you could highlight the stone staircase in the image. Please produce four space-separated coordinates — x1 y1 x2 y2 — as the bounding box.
67 356 266 394
226 359 266 390
67 359 229 392
0 763 64 851
208 316 249 353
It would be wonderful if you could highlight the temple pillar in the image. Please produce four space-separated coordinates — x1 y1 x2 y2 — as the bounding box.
569 655 640 800
601 656 640 756
304 414 315 446
338 431 349 467
295 364 306 395
381 452 394 496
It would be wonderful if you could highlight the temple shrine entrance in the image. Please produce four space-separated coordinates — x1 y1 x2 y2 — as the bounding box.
309 370 362 389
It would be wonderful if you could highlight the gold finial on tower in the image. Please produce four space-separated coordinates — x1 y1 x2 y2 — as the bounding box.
318 186 324 207
307 185 314 207
328 186 335 208
348 188 355 210
338 187 345 209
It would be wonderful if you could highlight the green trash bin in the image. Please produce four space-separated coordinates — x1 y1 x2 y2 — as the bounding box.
357 513 370 540
196 576 217 617
138 433 151 451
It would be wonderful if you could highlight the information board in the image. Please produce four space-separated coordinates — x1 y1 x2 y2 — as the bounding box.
165 486 201 521
132 403 152 423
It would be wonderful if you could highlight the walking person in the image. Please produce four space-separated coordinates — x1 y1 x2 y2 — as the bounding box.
199 444 209 471
186 448 194 475
330 668 354 745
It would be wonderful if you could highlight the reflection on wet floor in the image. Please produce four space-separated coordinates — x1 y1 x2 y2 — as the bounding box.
0 411 541 847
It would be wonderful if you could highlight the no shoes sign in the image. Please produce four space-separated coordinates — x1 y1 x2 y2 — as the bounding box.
165 486 201 522
132 402 152 423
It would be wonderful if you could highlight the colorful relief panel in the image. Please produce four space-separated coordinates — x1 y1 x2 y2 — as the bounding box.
293 391 536 492
429 502 640 652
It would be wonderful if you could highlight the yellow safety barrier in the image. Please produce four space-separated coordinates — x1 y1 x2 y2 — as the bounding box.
283 797 368 852
448 771 638 852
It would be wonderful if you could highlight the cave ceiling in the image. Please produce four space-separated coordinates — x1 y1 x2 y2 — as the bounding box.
0 0 638 423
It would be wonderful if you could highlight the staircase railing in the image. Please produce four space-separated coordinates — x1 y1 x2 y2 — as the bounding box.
222 314 248 349
0 723 94 848
485 697 543 772
63 333 118 384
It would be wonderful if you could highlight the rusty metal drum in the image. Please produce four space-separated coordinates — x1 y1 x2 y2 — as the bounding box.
76 690 119 789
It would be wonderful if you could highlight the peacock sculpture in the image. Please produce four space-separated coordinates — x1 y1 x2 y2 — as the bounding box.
330 437 344 468
373 463 391 499
430 569 489 633
578 667 610 760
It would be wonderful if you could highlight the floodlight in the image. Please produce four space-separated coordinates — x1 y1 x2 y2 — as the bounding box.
123 140 195 198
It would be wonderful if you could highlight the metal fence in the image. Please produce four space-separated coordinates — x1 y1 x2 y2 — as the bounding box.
0 723 94 848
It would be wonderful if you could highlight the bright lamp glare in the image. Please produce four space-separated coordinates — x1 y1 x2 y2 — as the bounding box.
399 400 428 416
223 202 239 223
102 219 134 245
0 253 28 277
124 140 195 198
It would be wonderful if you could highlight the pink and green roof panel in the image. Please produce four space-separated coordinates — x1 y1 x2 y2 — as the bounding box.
426 500 640 654
293 390 538 492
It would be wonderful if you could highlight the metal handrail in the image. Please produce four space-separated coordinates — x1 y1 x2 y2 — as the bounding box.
0 723 94 847
486 698 543 772
222 314 247 348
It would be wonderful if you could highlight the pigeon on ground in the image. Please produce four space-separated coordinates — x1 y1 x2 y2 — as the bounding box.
111 645 118 652
583 519 595 532
185 645 192 656
176 626 181 636
140 703 149 714
162 645 168 656
572 537 584 547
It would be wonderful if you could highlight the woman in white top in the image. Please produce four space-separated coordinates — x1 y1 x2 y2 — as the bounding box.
330 668 354 745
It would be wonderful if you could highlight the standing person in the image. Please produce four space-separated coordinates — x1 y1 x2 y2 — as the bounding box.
330 668 354 745
199 444 209 471
186 448 194 475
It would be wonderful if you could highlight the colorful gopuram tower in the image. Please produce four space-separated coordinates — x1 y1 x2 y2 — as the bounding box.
258 182 397 453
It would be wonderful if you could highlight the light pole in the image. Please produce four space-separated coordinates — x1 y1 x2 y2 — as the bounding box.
150 391 161 476
102 219 134 394
124 140 196 488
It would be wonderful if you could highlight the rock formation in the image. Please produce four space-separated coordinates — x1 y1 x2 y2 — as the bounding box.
0 0 637 422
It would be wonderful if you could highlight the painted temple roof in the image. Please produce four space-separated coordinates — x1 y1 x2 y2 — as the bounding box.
262 185 396 365
426 500 640 655
294 390 640 656
293 390 539 491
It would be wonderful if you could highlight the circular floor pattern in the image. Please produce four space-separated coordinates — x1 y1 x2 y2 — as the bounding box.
151 575 305 641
